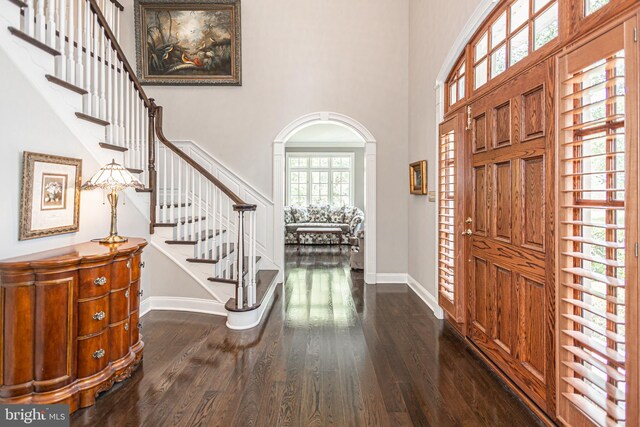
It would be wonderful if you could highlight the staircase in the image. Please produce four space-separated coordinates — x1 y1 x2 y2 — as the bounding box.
1 0 279 329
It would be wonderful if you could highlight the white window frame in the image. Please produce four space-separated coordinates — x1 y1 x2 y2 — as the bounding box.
285 152 355 207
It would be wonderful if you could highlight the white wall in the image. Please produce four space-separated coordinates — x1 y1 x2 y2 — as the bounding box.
120 0 410 274
408 1 479 292
0 53 150 260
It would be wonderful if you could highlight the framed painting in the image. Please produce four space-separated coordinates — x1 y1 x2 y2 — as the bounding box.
20 152 82 240
409 160 427 195
135 0 241 85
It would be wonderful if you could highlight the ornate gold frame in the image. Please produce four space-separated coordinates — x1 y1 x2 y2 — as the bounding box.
409 160 427 195
20 152 82 240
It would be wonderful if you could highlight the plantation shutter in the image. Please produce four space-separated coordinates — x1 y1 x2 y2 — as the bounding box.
438 115 465 322
557 20 638 427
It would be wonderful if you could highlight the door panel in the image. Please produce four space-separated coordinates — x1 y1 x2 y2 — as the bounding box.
465 59 554 413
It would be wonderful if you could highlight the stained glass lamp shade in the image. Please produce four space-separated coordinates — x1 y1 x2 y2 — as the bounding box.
81 159 144 243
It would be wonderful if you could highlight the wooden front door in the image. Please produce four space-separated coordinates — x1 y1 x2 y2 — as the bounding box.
465 59 555 413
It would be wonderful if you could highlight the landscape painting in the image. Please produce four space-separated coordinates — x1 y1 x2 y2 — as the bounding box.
135 0 241 85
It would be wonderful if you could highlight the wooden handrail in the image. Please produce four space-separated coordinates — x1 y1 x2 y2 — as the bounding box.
153 104 253 208
108 0 124 11
88 0 150 106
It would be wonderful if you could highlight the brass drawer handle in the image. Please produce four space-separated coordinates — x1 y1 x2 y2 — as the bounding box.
93 311 106 321
139 261 145 268
125 290 129 298
93 349 106 359
137 290 144 297
124 322 129 331
94 276 107 286
126 260 131 269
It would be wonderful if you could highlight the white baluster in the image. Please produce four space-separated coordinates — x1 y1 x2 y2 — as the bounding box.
57 0 67 79
74 0 83 86
105 31 113 143
46 0 56 47
170 151 175 223
177 157 183 239
23 0 35 37
205 182 211 265
183 159 190 238
99 29 107 119
129 81 135 164
118 60 125 145
191 168 196 246
36 0 46 40
66 0 75 83
225 200 231 279
82 1 91 112
91 14 99 116
162 144 168 223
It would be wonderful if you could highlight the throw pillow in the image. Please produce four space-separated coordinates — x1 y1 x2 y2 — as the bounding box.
343 206 358 224
292 206 309 223
329 206 345 223
284 206 295 224
308 204 330 223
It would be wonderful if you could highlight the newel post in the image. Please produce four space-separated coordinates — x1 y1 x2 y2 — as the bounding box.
148 99 157 234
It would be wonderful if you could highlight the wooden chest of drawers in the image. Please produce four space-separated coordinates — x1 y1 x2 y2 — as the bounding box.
0 239 147 412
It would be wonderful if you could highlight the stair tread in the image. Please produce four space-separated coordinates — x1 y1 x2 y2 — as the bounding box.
225 270 279 312
136 188 152 193
45 74 87 95
8 27 60 56
186 243 235 264
77 112 110 126
165 229 225 245
207 256 262 282
127 167 144 174
154 216 207 227
9 0 29 8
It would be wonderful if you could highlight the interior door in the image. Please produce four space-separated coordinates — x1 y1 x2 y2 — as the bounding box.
465 59 555 413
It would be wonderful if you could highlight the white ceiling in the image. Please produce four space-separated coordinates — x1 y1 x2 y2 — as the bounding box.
287 123 364 144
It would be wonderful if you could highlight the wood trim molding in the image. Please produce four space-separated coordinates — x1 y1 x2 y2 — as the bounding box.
140 296 226 318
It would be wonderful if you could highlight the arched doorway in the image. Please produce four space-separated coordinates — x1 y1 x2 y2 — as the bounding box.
273 112 377 284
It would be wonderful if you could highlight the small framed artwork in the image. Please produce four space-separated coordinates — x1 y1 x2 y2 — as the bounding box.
20 152 82 240
409 160 428 195
135 0 241 85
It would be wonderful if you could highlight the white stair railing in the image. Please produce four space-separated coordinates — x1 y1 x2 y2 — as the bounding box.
9 0 260 311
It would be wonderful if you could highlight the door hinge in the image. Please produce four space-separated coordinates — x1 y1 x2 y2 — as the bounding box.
466 106 472 131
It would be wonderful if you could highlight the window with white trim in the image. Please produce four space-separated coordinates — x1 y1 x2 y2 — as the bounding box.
286 153 354 206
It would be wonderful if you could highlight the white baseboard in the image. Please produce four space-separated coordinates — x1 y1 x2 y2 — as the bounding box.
406 275 444 319
375 273 408 283
140 296 227 318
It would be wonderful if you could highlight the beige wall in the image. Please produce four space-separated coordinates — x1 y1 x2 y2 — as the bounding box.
121 0 410 274
408 1 479 291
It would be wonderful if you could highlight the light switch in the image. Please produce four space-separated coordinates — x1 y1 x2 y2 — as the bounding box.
427 191 436 202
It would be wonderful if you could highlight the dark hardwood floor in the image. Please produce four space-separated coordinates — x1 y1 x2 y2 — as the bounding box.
71 245 542 426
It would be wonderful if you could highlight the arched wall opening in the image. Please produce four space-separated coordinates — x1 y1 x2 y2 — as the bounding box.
273 112 377 283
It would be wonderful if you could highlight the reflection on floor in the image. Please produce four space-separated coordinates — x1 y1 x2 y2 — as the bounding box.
70 245 542 426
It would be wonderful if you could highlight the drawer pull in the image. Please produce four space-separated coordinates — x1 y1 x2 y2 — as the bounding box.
93 349 106 359
125 290 129 298
126 260 131 269
139 261 145 268
137 290 144 297
124 322 129 331
92 311 106 321
94 276 107 286
137 322 143 329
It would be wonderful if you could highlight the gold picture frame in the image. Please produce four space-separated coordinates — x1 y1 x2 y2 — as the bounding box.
409 160 427 195
20 152 82 240
135 0 242 86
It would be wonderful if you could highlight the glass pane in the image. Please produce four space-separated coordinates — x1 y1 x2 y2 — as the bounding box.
311 157 329 168
459 61 465 76
475 32 488 60
510 0 529 31
491 12 507 49
331 157 351 168
289 157 308 168
534 2 558 50
491 45 507 78
474 59 488 89
585 0 609 15
534 0 551 13
458 75 465 99
450 82 457 105
510 26 529 65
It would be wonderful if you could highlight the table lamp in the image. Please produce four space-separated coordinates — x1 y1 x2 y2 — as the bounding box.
81 159 144 243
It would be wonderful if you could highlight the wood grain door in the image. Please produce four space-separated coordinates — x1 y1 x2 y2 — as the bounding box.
465 59 555 413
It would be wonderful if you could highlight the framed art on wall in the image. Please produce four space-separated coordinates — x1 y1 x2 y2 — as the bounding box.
409 160 427 195
135 0 241 85
20 152 82 240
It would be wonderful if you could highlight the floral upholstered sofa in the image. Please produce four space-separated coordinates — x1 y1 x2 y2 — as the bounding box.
285 205 364 245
